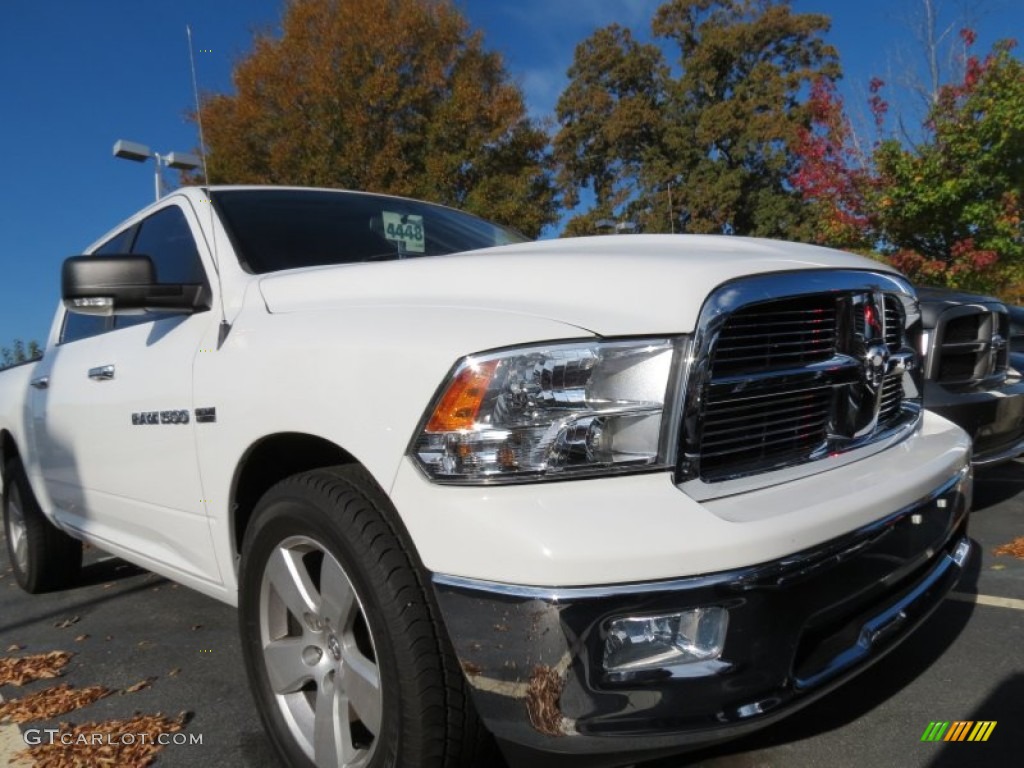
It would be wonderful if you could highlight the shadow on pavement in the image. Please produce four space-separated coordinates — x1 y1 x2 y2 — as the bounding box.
75 554 147 587
971 460 1024 511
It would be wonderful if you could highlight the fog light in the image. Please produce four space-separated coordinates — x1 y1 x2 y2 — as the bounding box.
603 607 728 673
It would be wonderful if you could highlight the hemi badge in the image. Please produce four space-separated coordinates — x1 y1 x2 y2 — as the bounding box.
195 407 217 424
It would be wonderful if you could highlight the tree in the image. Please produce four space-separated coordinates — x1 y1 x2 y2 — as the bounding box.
873 36 1024 294
553 0 840 238
195 0 557 237
652 0 840 237
885 0 988 144
553 25 669 236
0 339 43 370
791 28 1023 296
789 76 884 251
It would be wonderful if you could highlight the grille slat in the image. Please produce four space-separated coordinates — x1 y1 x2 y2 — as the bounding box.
702 411 829 443
702 395 831 423
702 417 830 452
711 297 837 377
711 349 835 367
934 306 1008 384
884 296 903 350
721 316 835 330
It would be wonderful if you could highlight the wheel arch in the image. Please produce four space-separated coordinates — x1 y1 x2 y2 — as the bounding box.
0 429 20 491
230 432 383 569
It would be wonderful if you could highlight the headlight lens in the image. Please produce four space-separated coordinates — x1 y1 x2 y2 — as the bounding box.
411 339 678 483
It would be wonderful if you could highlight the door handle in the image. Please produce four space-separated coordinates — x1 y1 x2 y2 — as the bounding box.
30 376 49 390
88 365 115 381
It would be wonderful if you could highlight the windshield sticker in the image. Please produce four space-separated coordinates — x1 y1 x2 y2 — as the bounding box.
382 212 425 253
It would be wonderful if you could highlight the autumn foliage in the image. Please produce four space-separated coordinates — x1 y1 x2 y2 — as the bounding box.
789 77 875 250
191 0 1023 298
195 0 557 237
792 29 1024 296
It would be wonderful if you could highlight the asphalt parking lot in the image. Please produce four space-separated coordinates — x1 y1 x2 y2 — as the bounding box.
2 463 1022 768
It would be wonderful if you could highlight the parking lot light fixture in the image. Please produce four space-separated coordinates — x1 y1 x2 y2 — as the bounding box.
113 140 201 201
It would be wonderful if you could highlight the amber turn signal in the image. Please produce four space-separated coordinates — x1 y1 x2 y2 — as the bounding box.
425 360 499 433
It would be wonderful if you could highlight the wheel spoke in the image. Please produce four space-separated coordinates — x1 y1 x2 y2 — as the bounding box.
320 556 355 631
7 492 28 572
266 547 319 619
341 647 382 736
314 672 357 767
13 533 27 572
263 637 313 694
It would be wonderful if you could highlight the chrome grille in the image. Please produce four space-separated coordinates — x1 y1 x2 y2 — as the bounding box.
878 373 904 422
931 305 1008 385
679 274 922 487
711 296 836 376
884 297 902 350
700 384 831 477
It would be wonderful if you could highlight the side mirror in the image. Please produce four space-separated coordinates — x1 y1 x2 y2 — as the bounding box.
61 255 208 316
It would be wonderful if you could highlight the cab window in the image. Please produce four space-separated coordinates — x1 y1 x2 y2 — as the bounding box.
114 205 207 330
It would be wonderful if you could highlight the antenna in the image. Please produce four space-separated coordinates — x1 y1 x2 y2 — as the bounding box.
187 24 231 348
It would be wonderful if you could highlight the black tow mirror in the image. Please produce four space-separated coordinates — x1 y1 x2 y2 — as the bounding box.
61 255 208 316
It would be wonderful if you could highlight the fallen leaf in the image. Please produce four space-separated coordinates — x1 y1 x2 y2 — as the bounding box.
991 564 1007 571
53 616 81 629
167 668 181 678
0 683 110 723
136 640 154 649
12 712 188 767
994 537 1024 559
0 651 73 686
6 644 25 653
74 635 90 643
122 678 156 694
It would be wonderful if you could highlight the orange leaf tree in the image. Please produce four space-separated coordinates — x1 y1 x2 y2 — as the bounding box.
195 0 558 237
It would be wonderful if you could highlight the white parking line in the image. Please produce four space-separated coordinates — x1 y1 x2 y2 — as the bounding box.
0 692 24 763
949 592 1024 610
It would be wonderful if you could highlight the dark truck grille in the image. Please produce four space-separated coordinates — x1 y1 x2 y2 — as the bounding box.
930 306 1008 385
712 296 836 376
701 383 832 472
681 280 921 484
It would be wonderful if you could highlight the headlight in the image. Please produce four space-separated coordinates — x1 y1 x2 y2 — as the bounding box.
411 338 679 483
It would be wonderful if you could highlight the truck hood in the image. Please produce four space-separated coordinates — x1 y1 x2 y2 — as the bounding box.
257 235 899 336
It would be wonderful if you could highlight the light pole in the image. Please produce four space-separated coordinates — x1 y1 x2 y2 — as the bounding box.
113 140 201 201
595 218 639 235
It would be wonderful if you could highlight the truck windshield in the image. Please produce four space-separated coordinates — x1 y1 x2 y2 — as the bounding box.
211 189 529 274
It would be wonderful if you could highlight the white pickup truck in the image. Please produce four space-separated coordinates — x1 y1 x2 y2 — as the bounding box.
1 186 973 768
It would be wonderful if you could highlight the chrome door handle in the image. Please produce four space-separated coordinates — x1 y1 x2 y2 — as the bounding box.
30 376 49 390
88 365 115 381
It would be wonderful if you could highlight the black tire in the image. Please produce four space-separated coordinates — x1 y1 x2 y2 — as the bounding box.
2 458 82 593
238 465 499 768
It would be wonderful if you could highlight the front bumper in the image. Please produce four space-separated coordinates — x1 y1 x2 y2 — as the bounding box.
925 374 1024 465
432 468 972 768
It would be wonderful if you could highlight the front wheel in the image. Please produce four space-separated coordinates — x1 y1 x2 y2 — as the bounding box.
238 465 497 768
2 457 82 593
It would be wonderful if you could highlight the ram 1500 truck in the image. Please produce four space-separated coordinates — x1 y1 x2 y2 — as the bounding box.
0 186 973 768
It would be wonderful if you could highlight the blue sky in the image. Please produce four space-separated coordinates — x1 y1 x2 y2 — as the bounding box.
1 0 1020 346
